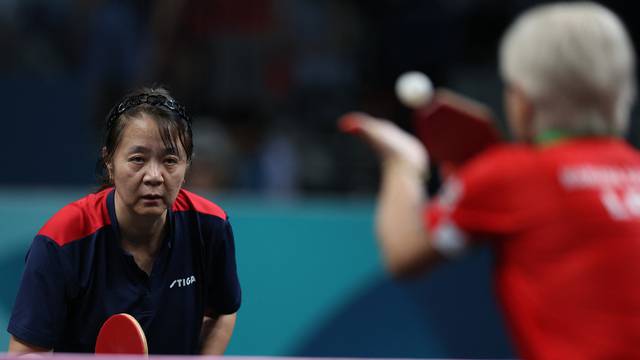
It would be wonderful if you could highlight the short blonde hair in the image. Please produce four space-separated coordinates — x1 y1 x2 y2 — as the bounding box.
499 2 636 136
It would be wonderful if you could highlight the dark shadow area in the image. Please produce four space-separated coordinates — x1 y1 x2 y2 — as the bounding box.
1 78 95 185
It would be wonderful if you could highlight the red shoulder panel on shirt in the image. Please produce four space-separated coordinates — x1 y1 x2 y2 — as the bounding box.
173 189 227 220
38 188 112 246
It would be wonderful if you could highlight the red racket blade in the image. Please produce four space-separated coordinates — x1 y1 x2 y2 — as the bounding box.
95 313 148 355
415 89 501 165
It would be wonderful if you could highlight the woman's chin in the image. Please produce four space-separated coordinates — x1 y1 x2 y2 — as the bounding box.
134 206 167 218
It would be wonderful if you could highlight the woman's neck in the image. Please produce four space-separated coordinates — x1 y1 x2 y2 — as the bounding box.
114 194 166 257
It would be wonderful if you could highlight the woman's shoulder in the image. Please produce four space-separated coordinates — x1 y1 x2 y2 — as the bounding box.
458 143 537 181
173 189 227 221
38 189 112 246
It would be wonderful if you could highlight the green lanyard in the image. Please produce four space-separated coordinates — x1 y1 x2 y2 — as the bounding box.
535 130 572 146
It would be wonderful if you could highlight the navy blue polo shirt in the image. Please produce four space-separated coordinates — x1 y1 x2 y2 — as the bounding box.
8 188 241 354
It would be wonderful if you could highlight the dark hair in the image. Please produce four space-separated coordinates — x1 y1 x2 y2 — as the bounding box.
96 87 193 189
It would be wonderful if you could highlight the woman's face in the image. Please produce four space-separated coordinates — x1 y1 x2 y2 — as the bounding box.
108 113 188 218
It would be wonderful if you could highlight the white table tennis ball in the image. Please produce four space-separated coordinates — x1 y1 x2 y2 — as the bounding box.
395 71 434 109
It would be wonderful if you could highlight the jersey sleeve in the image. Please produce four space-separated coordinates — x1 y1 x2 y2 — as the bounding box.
204 218 241 316
425 147 536 257
7 236 69 348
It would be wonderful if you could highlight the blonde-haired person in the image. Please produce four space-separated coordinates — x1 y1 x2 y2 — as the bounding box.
345 2 640 359
500 1 635 141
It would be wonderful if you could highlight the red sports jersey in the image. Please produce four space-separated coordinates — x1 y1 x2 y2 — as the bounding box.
426 138 640 359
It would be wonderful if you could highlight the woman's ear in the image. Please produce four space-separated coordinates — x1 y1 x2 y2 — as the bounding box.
101 147 108 162
505 84 535 142
102 147 114 182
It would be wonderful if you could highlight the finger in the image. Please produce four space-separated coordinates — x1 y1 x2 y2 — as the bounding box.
338 112 370 135
338 112 390 147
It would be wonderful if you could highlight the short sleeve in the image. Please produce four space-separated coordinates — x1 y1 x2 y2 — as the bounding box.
205 218 241 316
7 236 69 348
425 147 537 257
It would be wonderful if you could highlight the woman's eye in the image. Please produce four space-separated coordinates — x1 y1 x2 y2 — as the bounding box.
164 157 179 165
129 156 145 164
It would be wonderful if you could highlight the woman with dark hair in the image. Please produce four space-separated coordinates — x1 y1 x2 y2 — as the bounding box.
7 88 241 355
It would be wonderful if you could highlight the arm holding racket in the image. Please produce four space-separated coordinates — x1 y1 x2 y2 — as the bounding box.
8 335 51 355
339 113 443 277
200 312 237 355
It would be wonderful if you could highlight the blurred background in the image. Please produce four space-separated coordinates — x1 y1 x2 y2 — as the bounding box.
0 0 639 358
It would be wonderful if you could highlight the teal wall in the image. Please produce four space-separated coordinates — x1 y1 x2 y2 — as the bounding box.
0 189 513 358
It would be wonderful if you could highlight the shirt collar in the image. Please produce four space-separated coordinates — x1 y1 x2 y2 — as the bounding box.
535 130 572 146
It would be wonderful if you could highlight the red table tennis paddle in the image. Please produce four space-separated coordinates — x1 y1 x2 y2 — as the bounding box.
414 88 501 166
95 313 148 355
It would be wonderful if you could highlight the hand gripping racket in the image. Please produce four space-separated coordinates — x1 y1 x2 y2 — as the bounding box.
413 88 501 166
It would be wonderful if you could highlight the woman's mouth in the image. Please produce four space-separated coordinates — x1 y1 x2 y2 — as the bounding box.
141 194 163 201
